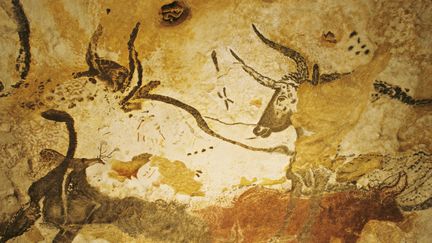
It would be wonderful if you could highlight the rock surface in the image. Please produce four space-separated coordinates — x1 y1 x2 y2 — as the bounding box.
0 0 431 242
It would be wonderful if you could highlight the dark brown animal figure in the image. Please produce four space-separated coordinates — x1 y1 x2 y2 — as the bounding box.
0 109 98 243
73 23 141 94
0 110 210 243
199 173 407 243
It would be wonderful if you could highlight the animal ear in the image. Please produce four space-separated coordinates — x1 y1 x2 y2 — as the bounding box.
311 64 319 85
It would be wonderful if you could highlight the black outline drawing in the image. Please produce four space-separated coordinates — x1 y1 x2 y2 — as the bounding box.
11 0 31 88
131 81 292 155
0 110 210 243
230 24 350 138
372 80 432 106
73 22 142 106
217 87 234 110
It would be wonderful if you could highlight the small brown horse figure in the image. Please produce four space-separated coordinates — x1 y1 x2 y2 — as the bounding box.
230 24 349 138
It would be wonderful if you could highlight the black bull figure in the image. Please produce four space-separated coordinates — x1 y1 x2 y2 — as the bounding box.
230 24 349 138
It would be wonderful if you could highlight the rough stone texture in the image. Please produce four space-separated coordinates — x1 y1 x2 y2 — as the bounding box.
0 0 431 242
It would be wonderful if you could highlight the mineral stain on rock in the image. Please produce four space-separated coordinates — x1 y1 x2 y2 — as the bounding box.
151 155 204 196
160 1 190 26
109 153 204 196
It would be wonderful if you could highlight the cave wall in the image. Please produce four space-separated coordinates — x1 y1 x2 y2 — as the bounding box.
0 0 431 242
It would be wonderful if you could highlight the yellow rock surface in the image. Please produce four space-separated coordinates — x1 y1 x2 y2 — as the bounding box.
151 155 204 196
291 45 391 172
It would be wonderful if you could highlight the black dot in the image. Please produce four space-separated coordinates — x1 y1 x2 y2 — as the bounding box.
194 151 198 154
348 46 354 51
201 149 206 152
364 50 370 55
187 153 191 156
129 114 133 118
106 8 111 14
357 37 361 43
355 51 360 55
209 146 214 149
361 45 366 49
349 31 358 38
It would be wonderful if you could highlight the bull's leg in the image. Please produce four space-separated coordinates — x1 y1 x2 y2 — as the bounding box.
52 225 82 243
83 202 101 224
52 203 99 243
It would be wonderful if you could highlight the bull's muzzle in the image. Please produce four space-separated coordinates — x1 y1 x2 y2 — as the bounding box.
253 125 272 138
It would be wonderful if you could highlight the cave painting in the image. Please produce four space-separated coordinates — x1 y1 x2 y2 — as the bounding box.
0 110 209 243
1 1 432 242
230 24 351 138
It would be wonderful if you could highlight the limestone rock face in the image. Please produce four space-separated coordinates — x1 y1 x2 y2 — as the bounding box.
0 0 431 242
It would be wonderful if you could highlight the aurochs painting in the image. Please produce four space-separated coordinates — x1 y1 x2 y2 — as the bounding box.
1 0 432 242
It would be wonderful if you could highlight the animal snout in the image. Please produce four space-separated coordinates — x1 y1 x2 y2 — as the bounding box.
253 125 272 138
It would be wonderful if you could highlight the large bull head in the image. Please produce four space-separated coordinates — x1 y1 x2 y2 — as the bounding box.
230 24 308 137
231 24 349 137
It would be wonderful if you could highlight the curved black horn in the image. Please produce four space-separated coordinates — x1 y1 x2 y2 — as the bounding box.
252 24 309 81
